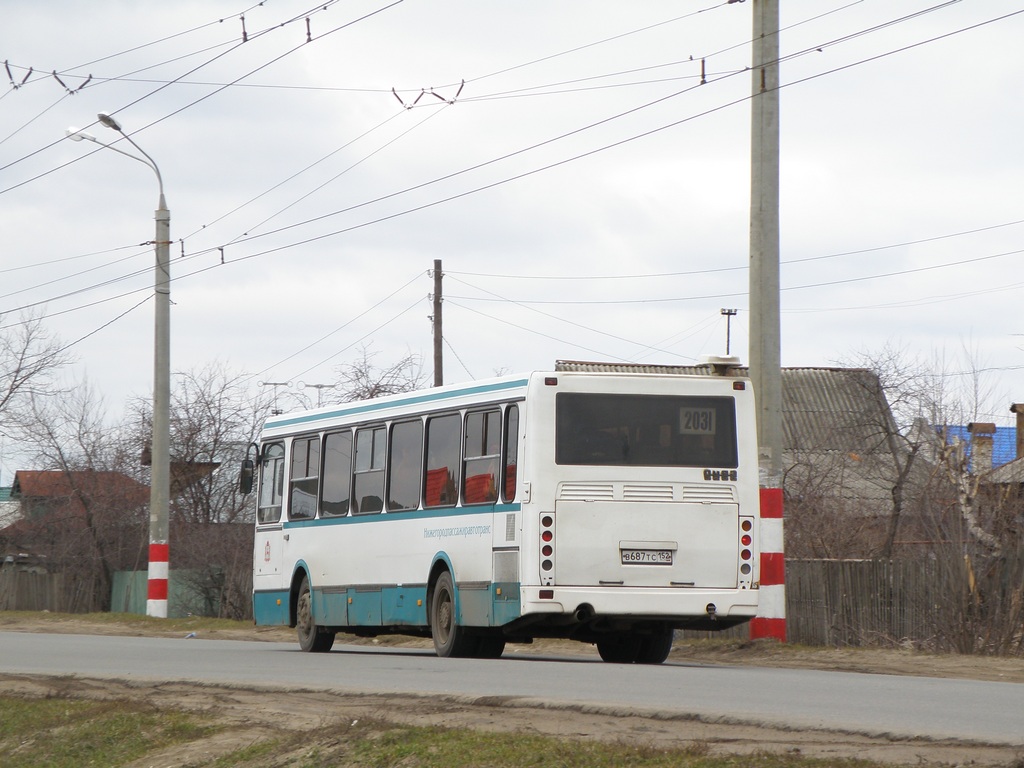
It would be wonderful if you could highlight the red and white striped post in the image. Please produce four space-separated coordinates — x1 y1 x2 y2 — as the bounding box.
147 542 170 617
750 486 786 640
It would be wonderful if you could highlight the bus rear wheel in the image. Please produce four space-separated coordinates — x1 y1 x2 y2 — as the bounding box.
475 633 506 659
636 628 674 664
430 571 479 658
296 576 335 653
596 633 641 663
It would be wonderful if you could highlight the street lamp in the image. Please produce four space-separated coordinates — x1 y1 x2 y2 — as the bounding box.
67 113 171 619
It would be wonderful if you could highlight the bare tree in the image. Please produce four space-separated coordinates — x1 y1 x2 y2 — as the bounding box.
332 344 426 403
0 312 71 438
7 382 147 611
823 344 1024 653
126 362 272 618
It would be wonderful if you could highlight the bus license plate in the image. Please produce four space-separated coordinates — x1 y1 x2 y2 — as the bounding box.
621 549 673 565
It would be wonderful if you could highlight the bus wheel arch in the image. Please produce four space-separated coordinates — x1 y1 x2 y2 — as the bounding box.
288 566 311 628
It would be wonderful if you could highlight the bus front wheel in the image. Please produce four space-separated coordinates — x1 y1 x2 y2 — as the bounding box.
296 576 335 653
430 571 479 658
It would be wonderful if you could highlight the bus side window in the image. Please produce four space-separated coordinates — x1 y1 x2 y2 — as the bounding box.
503 404 519 502
321 430 352 517
388 420 423 512
352 426 385 514
464 409 500 504
289 437 319 520
257 442 285 524
424 413 460 508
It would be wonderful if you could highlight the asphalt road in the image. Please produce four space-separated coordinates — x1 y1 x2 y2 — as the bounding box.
2 631 1022 746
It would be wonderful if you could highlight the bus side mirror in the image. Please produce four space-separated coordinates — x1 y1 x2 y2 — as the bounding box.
239 458 254 495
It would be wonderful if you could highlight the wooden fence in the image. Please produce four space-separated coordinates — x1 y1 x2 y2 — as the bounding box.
784 558 943 646
3 558 1018 652
0 569 65 612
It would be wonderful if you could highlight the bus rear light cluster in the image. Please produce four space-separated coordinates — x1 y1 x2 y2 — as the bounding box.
738 517 755 584
540 513 555 586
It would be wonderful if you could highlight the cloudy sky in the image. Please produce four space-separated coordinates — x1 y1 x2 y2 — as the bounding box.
2 0 1023 474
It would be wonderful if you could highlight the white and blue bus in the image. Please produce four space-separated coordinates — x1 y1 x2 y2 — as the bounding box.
244 361 760 663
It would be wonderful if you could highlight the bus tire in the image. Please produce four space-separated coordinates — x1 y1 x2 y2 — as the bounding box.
636 628 674 665
596 633 641 663
296 576 334 653
430 571 479 658
475 633 506 659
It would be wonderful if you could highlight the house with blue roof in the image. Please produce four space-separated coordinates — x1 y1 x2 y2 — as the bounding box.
935 403 1024 489
941 424 1018 473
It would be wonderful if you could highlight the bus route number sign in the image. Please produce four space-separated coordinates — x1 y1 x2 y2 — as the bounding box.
678 407 716 435
621 548 673 565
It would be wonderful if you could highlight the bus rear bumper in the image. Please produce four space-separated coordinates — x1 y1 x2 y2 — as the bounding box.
518 585 758 625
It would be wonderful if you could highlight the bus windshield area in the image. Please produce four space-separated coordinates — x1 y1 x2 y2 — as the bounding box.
555 393 738 468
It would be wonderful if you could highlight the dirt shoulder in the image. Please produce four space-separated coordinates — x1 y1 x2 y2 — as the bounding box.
2 615 1024 767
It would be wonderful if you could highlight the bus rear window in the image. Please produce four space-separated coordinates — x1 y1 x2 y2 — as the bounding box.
555 393 738 468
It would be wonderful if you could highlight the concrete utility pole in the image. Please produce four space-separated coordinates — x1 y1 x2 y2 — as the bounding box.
432 259 443 387
748 0 782 484
68 113 172 619
747 0 786 643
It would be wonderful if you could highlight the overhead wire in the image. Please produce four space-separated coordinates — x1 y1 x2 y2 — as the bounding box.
445 247 1024 306
445 299 648 364
250 271 423 380
209 102 448 248
445 273 694 359
444 217 1024 281
11 2 1015 329
4 1 1018 363
283 294 426 382
0 0 393 189
186 1 1001 261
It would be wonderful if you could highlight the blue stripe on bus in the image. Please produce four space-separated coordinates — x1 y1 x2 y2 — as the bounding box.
281 503 521 529
253 590 290 625
254 582 522 628
265 378 530 430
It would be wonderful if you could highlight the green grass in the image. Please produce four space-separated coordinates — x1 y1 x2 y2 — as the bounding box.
340 726 883 768
0 697 907 768
0 697 215 768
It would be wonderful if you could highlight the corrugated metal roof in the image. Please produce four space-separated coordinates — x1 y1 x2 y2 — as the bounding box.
554 360 731 375
781 368 898 454
941 425 1018 471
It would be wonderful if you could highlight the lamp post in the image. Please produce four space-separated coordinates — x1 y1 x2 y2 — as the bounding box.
67 114 171 618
